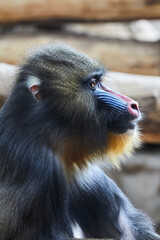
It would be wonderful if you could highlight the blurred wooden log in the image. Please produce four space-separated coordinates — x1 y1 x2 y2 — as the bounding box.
0 31 159 75
0 63 160 143
1 0 160 23
106 71 160 101
63 20 160 42
0 63 17 106
142 133 160 144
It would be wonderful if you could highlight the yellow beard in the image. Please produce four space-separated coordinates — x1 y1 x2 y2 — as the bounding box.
106 128 141 168
58 128 141 171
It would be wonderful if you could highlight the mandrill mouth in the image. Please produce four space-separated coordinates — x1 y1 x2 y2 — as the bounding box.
108 121 137 135
126 121 138 131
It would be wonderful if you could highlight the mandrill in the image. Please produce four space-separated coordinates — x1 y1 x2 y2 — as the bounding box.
0 44 159 240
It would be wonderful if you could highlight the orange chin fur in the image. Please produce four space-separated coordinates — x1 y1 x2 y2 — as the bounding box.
106 129 141 167
58 129 141 171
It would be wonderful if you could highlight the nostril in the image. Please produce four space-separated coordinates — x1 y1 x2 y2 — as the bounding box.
131 103 139 111
128 101 139 118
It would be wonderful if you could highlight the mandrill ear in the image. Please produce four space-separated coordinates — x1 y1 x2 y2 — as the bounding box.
27 76 41 101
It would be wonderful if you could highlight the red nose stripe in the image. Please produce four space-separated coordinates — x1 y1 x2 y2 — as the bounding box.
100 83 140 118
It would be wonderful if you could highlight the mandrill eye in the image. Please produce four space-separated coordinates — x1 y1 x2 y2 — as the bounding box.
89 78 99 90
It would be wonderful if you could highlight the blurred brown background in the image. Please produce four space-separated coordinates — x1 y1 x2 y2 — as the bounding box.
0 0 160 233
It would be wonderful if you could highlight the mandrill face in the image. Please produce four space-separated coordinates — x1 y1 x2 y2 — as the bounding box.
24 44 141 167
